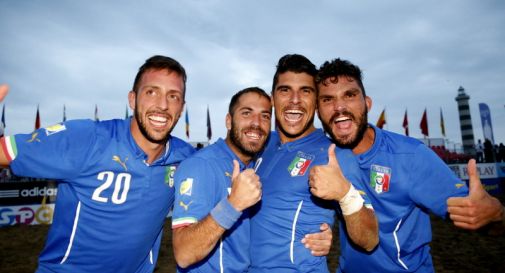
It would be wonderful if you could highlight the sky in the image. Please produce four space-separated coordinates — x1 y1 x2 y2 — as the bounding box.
1 0 504 149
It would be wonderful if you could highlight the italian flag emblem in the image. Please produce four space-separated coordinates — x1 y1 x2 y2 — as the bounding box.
288 151 314 177
370 164 391 194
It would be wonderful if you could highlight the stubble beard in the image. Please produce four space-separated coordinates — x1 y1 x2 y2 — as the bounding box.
135 106 173 145
230 120 267 158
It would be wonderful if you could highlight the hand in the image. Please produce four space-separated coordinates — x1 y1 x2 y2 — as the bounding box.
227 160 262 212
0 84 9 102
301 223 333 256
309 144 351 201
447 159 504 230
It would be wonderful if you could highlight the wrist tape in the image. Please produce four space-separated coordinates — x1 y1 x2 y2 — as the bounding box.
339 184 364 215
210 197 242 230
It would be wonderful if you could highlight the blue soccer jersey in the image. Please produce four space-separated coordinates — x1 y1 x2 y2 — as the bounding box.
171 138 252 273
249 129 363 273
1 119 194 273
337 125 469 273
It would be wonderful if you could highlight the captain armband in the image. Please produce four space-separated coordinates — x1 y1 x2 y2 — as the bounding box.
339 184 365 216
210 197 242 230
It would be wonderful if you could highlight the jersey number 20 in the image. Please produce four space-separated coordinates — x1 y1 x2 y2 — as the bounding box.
92 171 132 204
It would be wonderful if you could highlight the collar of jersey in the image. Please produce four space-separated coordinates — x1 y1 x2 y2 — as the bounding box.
276 128 325 152
356 123 382 165
215 138 252 170
125 117 171 166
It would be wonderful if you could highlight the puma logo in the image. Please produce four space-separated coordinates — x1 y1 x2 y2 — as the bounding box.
27 132 40 143
179 201 193 211
112 155 128 171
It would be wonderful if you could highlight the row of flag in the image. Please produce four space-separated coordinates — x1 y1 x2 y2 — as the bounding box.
185 105 212 141
375 108 446 138
0 103 213 141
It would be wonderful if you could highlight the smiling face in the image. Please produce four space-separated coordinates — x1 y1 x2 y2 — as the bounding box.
226 92 272 163
272 71 317 143
129 68 185 145
317 76 371 150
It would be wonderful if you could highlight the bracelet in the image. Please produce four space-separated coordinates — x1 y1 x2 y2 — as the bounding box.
210 197 242 230
339 184 364 216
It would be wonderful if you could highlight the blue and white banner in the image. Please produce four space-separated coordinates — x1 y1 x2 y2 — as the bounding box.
479 103 494 144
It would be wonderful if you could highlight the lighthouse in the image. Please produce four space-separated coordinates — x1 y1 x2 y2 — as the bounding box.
455 86 475 155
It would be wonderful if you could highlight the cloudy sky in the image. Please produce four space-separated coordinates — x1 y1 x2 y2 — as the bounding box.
1 0 504 148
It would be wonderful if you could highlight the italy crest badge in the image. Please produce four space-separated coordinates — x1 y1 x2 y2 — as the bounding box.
288 151 314 177
370 164 391 194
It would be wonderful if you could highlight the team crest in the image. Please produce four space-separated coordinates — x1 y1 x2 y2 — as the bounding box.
165 165 177 187
288 152 314 177
180 178 193 196
370 165 391 194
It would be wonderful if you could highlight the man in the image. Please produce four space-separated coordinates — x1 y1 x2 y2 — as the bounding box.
171 87 332 272
171 87 271 272
249 54 378 273
313 58 505 273
0 55 194 273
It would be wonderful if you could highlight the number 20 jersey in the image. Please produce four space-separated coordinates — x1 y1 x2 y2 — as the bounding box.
1 118 194 273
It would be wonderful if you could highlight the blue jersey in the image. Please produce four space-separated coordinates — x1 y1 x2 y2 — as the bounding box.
1 119 194 273
172 139 252 273
337 125 468 273
249 129 363 273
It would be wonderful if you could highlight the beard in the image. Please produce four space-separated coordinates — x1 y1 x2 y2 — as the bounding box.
229 120 267 158
134 106 173 144
322 107 368 149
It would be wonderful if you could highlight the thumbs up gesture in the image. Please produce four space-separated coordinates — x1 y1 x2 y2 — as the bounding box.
227 160 262 212
0 84 9 102
447 159 504 230
309 144 351 201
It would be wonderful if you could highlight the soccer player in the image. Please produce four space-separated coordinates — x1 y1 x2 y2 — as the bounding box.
314 58 505 273
0 56 195 273
171 87 270 272
249 54 378 273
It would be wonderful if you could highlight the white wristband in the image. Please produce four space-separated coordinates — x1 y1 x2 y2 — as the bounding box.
339 184 364 216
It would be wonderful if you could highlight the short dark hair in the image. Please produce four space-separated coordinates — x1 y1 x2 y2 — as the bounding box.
132 55 187 98
316 58 366 96
228 87 270 115
272 54 317 92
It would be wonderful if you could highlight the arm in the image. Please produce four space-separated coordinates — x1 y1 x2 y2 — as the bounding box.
447 159 504 230
309 144 378 251
173 214 227 268
172 160 262 268
0 84 10 167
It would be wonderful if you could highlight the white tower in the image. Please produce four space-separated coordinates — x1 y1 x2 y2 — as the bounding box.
455 86 475 155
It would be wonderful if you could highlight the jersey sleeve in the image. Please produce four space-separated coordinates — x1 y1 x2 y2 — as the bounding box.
409 144 469 218
1 120 96 179
172 157 217 228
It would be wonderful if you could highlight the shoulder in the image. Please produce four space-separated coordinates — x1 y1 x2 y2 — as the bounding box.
379 129 424 155
170 136 196 159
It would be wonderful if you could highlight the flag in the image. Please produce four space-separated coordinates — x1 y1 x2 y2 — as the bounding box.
420 108 428 137
402 109 409 136
376 108 386 129
94 104 99 121
125 105 129 119
0 104 5 137
479 103 494 144
440 108 446 137
35 105 41 130
63 104 67 122
206 105 212 141
185 108 189 139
